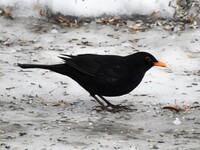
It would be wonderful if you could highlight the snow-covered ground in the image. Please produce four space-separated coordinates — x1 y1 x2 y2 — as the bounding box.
0 1 200 150
0 16 199 150
0 0 175 17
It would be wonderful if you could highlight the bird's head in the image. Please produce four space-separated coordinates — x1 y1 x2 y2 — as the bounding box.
130 52 167 71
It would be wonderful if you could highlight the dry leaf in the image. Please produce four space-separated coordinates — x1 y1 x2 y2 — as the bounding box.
1 7 13 19
39 9 46 16
100 16 115 25
3 40 12 46
57 16 78 27
150 11 161 20
162 105 180 112
138 128 144 131
129 24 145 31
113 32 120 39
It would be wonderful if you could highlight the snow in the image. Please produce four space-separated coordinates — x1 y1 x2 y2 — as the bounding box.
0 0 175 17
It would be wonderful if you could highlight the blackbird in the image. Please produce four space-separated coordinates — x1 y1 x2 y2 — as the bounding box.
18 52 166 112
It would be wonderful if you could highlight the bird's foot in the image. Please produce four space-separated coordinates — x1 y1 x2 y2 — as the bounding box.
91 106 112 112
106 104 135 112
92 104 135 113
91 95 135 113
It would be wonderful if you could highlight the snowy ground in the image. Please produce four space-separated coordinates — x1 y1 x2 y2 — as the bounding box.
0 16 200 150
0 0 175 18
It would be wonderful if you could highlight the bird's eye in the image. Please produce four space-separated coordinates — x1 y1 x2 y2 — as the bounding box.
145 56 151 62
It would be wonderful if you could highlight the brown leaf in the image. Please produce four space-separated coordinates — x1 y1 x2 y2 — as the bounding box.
100 16 115 25
39 9 46 16
162 105 180 112
149 11 161 20
113 32 120 39
1 7 13 19
138 128 144 131
129 24 145 31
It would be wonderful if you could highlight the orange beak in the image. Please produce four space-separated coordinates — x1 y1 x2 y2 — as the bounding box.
153 61 167 67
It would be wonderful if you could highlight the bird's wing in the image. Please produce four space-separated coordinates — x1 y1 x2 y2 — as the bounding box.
59 54 128 83
59 54 96 77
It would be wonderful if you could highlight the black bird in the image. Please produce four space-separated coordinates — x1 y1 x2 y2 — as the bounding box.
18 52 166 112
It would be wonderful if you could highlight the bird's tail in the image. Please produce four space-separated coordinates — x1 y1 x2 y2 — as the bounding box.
17 63 70 76
17 63 87 82
17 63 53 70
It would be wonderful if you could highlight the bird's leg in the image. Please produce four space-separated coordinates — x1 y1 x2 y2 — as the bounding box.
91 95 134 112
99 96 134 112
91 95 110 111
98 96 117 108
